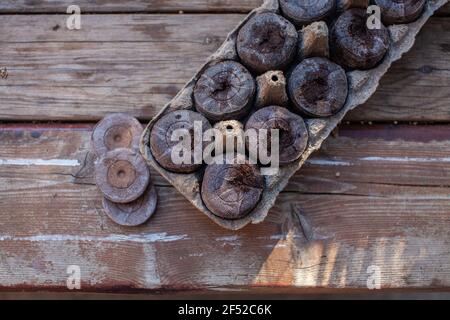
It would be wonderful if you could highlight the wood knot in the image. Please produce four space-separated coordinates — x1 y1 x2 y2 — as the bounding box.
0 67 8 79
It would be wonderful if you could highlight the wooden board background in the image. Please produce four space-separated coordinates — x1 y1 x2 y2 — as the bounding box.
0 0 450 294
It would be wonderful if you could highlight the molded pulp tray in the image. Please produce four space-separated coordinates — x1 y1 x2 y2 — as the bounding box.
141 0 449 230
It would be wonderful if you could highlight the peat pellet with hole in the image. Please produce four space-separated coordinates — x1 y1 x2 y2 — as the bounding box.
279 0 336 28
102 182 157 227
201 154 264 220
92 113 143 156
245 106 308 165
150 110 212 173
374 0 426 25
194 61 255 121
95 148 150 204
237 12 298 74
288 57 348 117
330 8 390 70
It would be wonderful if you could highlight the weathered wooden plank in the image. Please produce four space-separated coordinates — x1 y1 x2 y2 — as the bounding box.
0 14 243 121
0 0 263 13
1 0 449 14
0 124 449 291
1 14 449 122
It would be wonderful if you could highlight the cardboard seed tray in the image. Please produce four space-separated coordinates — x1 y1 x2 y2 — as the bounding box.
140 0 448 230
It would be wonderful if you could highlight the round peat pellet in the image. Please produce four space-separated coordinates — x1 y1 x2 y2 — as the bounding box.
201 154 264 220
92 113 143 156
150 110 212 173
330 8 390 70
194 61 255 122
374 0 426 25
237 12 298 74
245 106 309 165
279 0 336 28
102 182 158 227
288 57 348 117
95 148 150 204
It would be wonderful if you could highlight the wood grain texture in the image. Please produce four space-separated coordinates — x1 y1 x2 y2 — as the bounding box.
1 0 448 14
0 124 449 292
0 0 263 13
0 14 449 122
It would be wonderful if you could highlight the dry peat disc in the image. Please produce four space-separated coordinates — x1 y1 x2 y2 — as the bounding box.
92 113 143 156
103 183 158 227
95 148 150 204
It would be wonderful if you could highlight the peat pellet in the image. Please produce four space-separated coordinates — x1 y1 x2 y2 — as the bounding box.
201 154 264 220
288 57 348 117
280 0 336 28
92 113 143 156
95 148 150 204
374 0 426 25
336 0 369 12
245 106 308 165
330 8 390 70
102 182 158 227
194 61 255 121
150 110 212 173
237 12 298 74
